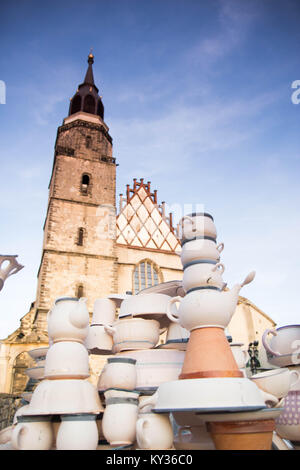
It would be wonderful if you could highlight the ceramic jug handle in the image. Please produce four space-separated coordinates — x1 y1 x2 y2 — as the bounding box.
242 350 249 363
136 418 150 449
216 243 224 253
290 370 300 388
262 329 280 357
166 296 181 323
104 325 116 336
259 389 279 408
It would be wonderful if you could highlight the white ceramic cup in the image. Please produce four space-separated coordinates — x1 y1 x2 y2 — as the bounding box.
182 260 226 292
56 414 99 450
102 398 139 446
179 213 217 241
92 298 116 325
166 322 190 342
136 413 174 450
43 341 89 379
251 368 300 400
85 324 113 353
11 416 54 450
230 343 249 369
180 238 224 265
262 325 300 357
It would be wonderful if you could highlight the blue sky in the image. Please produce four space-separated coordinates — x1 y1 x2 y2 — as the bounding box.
0 0 300 338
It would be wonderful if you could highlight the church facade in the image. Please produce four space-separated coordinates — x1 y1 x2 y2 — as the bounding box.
0 55 275 400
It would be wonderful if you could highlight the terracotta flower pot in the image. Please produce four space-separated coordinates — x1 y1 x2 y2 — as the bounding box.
207 419 275 450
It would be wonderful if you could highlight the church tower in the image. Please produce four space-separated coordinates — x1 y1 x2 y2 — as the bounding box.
34 53 118 330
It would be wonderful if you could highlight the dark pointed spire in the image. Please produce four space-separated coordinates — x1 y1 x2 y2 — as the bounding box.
84 53 95 86
68 53 104 119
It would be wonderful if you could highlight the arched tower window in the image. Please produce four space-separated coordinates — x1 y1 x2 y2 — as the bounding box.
71 94 81 114
81 174 90 195
83 94 95 114
133 260 162 294
77 227 84 246
76 284 84 298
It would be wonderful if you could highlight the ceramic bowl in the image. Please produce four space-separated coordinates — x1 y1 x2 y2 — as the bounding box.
43 341 90 379
117 349 185 390
105 318 161 353
23 379 103 415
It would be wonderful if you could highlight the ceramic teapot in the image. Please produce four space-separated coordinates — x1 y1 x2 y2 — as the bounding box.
47 297 89 343
166 271 256 331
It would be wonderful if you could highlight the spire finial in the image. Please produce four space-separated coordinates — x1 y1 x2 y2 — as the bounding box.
88 48 94 64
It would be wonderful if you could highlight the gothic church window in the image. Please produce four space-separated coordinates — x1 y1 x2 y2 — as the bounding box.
133 260 161 294
81 174 90 195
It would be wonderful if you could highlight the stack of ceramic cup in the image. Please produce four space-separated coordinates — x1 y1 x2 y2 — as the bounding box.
262 325 300 443
99 356 140 448
14 296 103 450
85 298 117 354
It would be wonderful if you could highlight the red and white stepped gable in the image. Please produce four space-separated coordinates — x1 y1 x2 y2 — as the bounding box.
116 178 181 253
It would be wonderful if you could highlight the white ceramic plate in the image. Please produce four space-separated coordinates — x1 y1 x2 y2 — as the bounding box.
27 347 48 361
152 378 268 413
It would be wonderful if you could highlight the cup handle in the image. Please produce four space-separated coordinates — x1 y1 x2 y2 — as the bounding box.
216 243 224 253
259 389 279 407
290 370 300 388
136 418 150 449
212 262 225 274
262 329 280 357
104 325 116 336
242 349 249 364
166 296 181 323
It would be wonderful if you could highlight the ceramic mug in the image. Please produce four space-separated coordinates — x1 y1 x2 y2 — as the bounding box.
180 237 224 265
99 357 137 391
102 398 139 446
182 260 226 292
11 416 54 450
179 213 217 241
136 413 173 450
56 414 98 450
251 368 300 400
92 298 116 325
262 325 300 358
85 324 113 353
